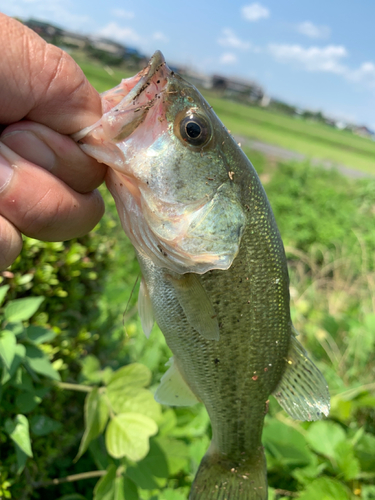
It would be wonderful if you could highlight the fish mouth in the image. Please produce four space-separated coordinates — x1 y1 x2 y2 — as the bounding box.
72 51 171 143
123 50 167 104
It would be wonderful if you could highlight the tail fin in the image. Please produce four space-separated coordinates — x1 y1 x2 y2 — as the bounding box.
189 447 267 500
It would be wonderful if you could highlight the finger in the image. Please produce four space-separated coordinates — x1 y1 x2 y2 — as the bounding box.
0 142 104 241
1 122 106 193
0 215 23 271
0 14 102 134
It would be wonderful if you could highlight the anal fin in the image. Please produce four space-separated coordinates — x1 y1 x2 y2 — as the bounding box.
273 333 330 421
138 277 154 338
168 273 220 341
155 357 199 407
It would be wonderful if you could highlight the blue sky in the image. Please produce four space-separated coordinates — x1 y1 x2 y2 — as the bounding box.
2 0 375 129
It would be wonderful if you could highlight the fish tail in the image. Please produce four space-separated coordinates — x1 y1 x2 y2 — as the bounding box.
189 445 267 500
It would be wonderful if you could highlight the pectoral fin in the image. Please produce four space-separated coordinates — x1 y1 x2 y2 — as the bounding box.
138 278 154 338
168 273 220 341
273 334 330 421
155 357 199 406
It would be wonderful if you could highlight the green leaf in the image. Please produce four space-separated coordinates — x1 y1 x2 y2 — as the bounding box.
26 325 56 344
4 414 33 457
170 405 210 438
0 330 17 369
189 434 210 471
75 387 109 461
155 437 190 476
80 354 102 384
362 485 375 500
292 461 327 486
57 495 88 500
306 421 346 459
263 419 313 467
88 438 112 471
30 415 62 436
334 441 360 480
105 413 158 461
115 476 139 500
162 489 187 500
24 344 60 381
15 392 42 413
355 432 375 472
298 476 352 500
125 465 158 490
107 386 161 420
10 366 33 391
126 440 169 490
4 296 44 322
106 363 152 391
2 344 26 384
0 284 10 306
93 464 117 500
15 443 28 474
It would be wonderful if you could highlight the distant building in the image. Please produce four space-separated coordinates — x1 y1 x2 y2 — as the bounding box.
88 36 127 57
212 75 264 103
178 68 213 89
60 30 88 49
353 125 375 139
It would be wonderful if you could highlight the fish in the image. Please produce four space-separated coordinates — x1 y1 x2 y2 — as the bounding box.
73 51 330 500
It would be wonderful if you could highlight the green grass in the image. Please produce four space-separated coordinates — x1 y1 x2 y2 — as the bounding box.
202 92 375 174
72 55 135 93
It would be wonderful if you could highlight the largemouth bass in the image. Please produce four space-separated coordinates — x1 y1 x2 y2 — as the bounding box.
74 51 330 500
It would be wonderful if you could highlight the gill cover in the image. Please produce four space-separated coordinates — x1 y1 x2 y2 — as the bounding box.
74 51 246 275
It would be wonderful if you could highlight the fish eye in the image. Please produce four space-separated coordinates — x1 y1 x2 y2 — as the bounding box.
178 113 212 148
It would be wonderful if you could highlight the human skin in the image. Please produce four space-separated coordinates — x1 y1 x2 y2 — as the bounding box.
0 13 107 270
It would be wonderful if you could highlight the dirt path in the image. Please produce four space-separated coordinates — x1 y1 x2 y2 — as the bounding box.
235 135 373 179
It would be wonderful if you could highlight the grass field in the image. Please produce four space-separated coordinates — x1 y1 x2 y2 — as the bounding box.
203 93 375 174
74 55 375 175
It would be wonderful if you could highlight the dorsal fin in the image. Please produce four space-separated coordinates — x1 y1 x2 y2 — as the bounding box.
155 357 199 407
273 334 330 421
167 273 220 341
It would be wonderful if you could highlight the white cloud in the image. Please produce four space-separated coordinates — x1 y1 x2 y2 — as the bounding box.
297 21 331 39
0 0 93 30
267 42 375 92
153 31 169 43
111 8 135 20
348 62 375 87
241 3 269 22
217 28 250 50
268 44 347 74
96 22 141 44
220 52 238 64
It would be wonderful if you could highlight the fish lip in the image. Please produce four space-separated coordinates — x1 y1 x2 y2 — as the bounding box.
72 51 169 143
126 50 167 102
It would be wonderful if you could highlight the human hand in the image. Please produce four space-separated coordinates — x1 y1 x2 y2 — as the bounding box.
0 13 106 270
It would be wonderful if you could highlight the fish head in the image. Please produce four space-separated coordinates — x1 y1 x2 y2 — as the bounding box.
74 51 247 274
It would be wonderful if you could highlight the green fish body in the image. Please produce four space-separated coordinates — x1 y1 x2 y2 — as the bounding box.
75 51 330 500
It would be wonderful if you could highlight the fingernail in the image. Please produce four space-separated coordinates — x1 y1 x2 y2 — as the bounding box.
0 153 13 193
1 131 55 171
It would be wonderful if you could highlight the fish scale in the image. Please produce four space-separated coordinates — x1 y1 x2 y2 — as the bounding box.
75 50 330 500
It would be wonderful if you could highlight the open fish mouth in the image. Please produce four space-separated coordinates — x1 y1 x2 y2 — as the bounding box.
72 51 170 144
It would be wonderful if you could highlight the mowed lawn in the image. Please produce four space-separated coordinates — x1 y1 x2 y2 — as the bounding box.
203 93 375 174
76 57 375 175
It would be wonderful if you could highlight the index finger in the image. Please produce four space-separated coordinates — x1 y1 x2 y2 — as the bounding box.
0 13 102 134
